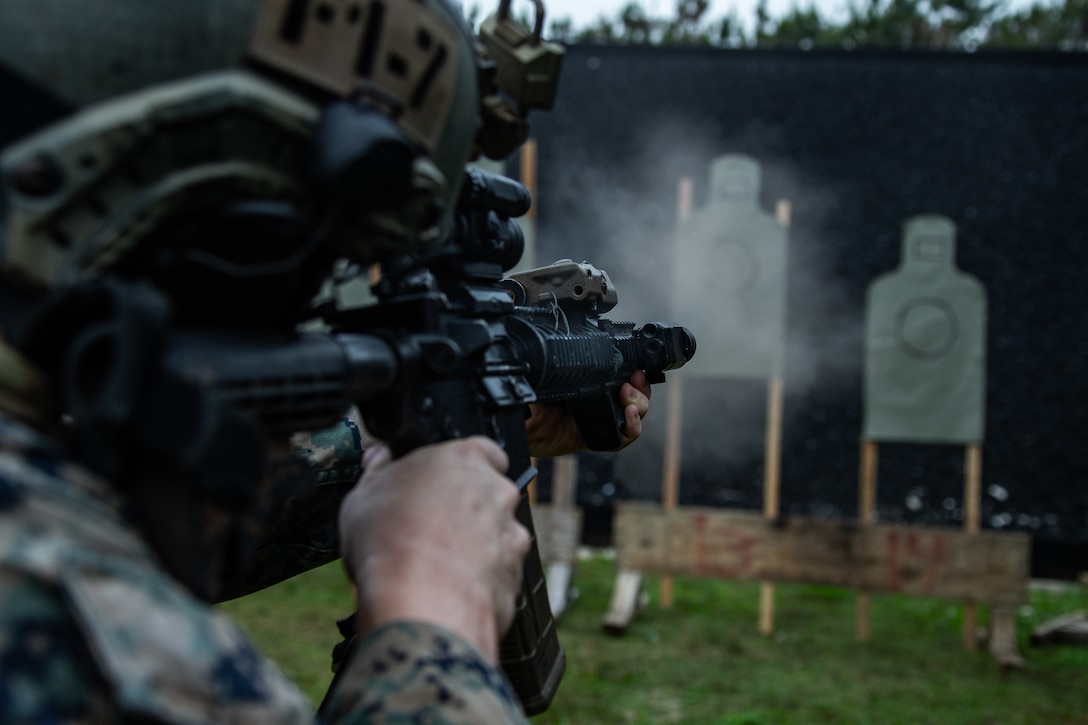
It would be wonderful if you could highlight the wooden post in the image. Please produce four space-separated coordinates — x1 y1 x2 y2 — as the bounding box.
553 455 578 508
520 139 537 223
661 177 694 609
522 140 539 507
857 439 879 641
759 376 784 634
519 139 538 271
963 443 982 651
859 441 878 524
762 381 783 517
759 199 791 635
660 377 683 609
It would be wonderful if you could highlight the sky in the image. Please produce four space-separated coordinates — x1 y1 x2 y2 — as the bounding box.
543 0 850 29
468 0 854 34
467 0 1038 35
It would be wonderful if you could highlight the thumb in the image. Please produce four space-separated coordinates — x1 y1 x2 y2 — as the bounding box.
361 444 393 476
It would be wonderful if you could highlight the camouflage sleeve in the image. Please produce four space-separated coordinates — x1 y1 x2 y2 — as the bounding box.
0 566 316 724
0 412 316 723
218 410 375 601
293 408 375 488
319 622 530 725
0 569 116 721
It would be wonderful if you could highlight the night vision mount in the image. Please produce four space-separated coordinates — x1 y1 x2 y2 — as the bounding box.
476 0 565 159
479 0 564 112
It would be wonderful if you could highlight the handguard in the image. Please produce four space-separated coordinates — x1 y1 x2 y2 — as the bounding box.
506 260 696 450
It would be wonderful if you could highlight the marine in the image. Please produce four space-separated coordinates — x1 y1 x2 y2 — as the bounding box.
0 1 652 721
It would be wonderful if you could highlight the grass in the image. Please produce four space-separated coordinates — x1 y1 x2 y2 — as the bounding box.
217 561 355 702
218 553 1088 724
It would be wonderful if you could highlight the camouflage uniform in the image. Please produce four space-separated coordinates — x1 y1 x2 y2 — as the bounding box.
217 411 371 601
0 410 529 724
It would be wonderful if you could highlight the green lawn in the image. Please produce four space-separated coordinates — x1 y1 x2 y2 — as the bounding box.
219 553 1088 724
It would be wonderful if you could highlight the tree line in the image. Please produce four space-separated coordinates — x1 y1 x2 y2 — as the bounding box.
533 0 1088 50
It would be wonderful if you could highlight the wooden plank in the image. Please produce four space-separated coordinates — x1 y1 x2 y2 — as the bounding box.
1030 610 1088 647
614 503 1030 605
531 504 583 566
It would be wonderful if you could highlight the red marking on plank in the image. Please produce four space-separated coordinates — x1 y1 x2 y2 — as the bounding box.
886 530 902 591
923 534 947 596
694 518 757 579
907 531 920 560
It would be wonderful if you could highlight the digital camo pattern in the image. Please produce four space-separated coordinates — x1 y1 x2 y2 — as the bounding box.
0 411 528 723
218 410 372 601
321 622 530 725
863 215 987 444
0 412 313 723
295 407 375 487
217 407 378 596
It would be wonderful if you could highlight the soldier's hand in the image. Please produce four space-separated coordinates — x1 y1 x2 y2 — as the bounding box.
338 437 530 662
525 370 653 457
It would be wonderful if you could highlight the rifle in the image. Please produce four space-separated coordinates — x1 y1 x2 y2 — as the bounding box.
158 166 695 714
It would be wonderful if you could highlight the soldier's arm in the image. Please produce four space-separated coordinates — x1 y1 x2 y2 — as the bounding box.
318 621 529 724
219 370 651 603
323 439 532 724
214 411 371 601
0 571 116 722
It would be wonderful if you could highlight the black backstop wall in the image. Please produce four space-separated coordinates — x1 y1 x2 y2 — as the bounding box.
526 47 1088 575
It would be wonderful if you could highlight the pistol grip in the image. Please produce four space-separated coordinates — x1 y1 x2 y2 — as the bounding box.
568 392 624 451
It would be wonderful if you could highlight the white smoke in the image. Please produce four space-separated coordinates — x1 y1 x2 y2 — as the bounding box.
535 115 863 502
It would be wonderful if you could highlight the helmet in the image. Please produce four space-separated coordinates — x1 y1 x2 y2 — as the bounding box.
0 0 499 599
0 2 258 107
0 0 488 309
